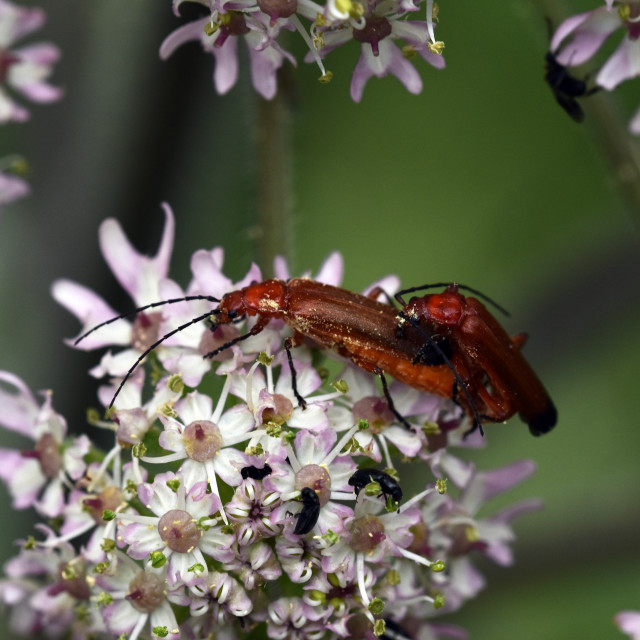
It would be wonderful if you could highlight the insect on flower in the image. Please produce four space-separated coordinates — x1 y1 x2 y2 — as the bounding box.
380 619 413 640
544 16 599 124
545 51 600 122
348 468 403 509
76 277 555 436
240 464 273 480
75 278 463 430
395 283 557 436
293 486 321 535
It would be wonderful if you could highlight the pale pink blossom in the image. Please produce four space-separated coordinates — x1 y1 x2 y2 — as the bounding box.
0 0 61 122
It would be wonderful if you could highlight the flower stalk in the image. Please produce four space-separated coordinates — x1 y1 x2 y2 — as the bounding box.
255 67 297 274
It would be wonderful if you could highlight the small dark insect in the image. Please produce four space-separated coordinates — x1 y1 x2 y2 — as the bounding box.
545 51 599 122
381 619 412 640
293 487 321 535
348 468 403 507
240 464 273 480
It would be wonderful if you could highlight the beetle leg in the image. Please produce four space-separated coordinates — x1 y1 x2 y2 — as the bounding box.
472 383 512 423
376 369 413 431
284 332 307 410
446 355 485 437
452 355 512 426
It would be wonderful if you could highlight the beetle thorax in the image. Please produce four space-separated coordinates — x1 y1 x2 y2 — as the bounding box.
243 279 287 316
424 292 464 326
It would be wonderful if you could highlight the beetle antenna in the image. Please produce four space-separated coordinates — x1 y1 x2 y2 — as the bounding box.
107 309 216 409
202 315 272 359
395 283 509 317
202 331 257 359
397 311 485 436
74 295 221 345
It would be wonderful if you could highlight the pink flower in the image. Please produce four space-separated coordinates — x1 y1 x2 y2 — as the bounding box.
96 551 185 640
188 571 252 620
268 427 357 535
616 611 640 639
160 3 295 100
148 389 255 518
0 0 61 122
309 1 445 102
118 471 235 586
0 165 29 212
51 203 176 354
551 1 640 133
0 371 88 517
165 0 446 100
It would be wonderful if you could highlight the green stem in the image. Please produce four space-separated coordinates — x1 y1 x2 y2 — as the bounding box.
254 67 297 276
588 97 640 219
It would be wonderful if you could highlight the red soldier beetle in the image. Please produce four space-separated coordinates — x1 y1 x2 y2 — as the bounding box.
395 283 557 436
75 278 480 431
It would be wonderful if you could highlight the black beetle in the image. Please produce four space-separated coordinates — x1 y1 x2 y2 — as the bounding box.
381 619 412 640
348 468 403 506
293 487 321 535
240 464 273 480
545 51 598 123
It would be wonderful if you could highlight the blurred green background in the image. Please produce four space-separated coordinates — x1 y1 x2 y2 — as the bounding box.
0 0 639 638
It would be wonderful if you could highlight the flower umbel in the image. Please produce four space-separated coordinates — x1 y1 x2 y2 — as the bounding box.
162 0 445 100
0 206 541 640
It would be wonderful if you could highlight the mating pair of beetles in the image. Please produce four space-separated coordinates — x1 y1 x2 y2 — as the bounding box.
80 276 557 437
